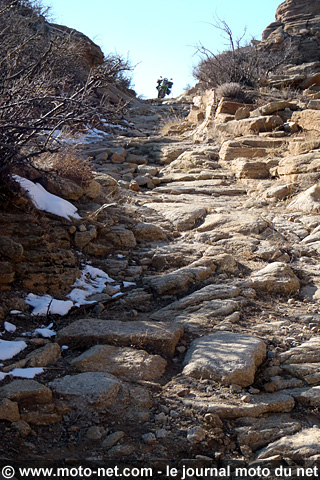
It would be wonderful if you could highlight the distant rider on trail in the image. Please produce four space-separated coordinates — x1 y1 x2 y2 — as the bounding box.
156 77 173 99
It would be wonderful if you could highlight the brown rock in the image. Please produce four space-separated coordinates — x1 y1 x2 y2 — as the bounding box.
0 380 53 405
235 107 250 120
0 262 15 284
231 159 269 179
292 109 320 134
206 393 295 419
133 222 167 242
0 398 20 422
4 343 61 372
251 262 300 294
216 115 283 137
0 235 23 262
74 226 97 248
216 98 246 116
71 345 167 380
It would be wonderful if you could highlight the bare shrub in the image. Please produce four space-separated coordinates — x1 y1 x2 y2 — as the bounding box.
193 15 293 90
216 82 255 103
0 0 134 206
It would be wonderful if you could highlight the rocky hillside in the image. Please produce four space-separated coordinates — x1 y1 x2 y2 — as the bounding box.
2 2 320 479
261 0 320 64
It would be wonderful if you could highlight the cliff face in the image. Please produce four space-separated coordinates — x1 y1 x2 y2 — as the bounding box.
261 0 320 64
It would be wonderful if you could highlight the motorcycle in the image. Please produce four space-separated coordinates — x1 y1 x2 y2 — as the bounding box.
156 78 173 99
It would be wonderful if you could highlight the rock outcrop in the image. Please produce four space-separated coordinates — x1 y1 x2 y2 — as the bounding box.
261 0 320 64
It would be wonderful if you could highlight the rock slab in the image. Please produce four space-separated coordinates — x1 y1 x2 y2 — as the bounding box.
71 345 167 381
57 319 183 356
183 331 266 387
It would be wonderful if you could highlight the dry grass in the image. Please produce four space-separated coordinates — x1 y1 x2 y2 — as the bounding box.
159 115 190 136
45 151 94 187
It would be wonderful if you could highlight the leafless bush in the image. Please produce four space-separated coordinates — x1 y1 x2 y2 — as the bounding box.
193 15 293 90
0 0 133 206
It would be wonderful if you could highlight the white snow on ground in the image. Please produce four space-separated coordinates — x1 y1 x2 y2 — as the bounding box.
10 367 44 379
34 323 56 338
26 294 73 316
4 322 16 333
0 368 44 382
26 264 117 315
13 175 81 220
52 126 111 145
123 281 136 288
67 264 115 307
0 339 27 361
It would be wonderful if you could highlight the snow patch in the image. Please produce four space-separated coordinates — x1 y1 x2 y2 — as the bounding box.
4 322 16 333
0 339 27 361
25 264 116 315
26 294 73 316
10 367 44 379
67 264 115 307
123 281 136 288
13 175 81 220
34 325 56 338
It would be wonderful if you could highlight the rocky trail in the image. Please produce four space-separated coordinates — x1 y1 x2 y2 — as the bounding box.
2 89 320 478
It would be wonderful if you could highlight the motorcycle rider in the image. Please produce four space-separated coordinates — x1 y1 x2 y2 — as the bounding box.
156 77 173 97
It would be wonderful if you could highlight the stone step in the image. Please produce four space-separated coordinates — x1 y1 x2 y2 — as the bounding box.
56 319 183 357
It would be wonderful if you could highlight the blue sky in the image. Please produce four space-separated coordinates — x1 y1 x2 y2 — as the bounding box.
45 0 282 99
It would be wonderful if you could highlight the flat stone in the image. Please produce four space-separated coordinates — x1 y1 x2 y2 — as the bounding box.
102 431 125 448
0 380 52 404
183 332 266 387
282 363 320 385
235 415 302 451
231 159 269 179
56 319 183 356
251 262 300 294
216 115 283 137
293 386 320 406
251 101 296 116
197 212 268 235
206 393 295 419
153 182 246 197
133 222 167 241
71 345 167 381
279 337 320 364
274 152 320 182
257 427 320 461
21 410 62 426
145 202 207 231
49 372 121 409
148 258 216 296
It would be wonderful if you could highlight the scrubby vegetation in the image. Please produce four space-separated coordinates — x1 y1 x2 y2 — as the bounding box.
193 15 292 90
0 0 133 205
